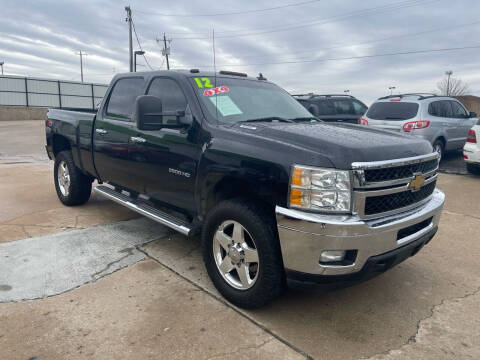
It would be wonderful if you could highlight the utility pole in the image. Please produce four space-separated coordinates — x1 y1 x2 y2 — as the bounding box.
125 6 133 72
445 70 453 96
76 51 87 82
0 61 4 75
163 33 170 70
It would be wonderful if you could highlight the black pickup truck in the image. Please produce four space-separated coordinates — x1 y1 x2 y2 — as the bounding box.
46 70 444 308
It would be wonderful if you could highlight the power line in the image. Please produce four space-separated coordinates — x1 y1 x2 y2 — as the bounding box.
237 18 480 63
164 0 430 35
131 17 154 70
168 0 436 39
135 0 320 17
192 44 480 68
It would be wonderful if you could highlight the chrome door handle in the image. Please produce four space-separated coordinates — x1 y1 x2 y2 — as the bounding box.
95 128 108 135
130 136 146 143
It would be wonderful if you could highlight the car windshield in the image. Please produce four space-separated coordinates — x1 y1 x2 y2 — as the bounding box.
366 102 419 120
190 76 314 124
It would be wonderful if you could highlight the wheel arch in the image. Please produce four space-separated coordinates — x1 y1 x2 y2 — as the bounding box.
52 134 72 157
434 136 446 147
200 175 284 220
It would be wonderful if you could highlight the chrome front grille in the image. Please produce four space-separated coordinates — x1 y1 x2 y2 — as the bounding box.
352 153 439 219
364 180 436 215
363 159 438 183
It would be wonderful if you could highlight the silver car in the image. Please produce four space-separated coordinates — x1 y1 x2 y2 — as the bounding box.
361 93 478 160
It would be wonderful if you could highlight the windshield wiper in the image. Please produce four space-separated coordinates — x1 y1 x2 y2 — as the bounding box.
240 116 295 123
384 116 405 120
289 116 320 122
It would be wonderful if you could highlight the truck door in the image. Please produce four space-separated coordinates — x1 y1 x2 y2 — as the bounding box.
93 77 145 190
128 77 202 215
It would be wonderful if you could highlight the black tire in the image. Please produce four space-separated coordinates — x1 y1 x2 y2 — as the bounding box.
433 139 444 162
466 163 480 175
202 199 285 309
54 151 92 206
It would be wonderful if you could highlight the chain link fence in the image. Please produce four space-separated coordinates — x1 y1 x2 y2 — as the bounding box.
0 75 108 109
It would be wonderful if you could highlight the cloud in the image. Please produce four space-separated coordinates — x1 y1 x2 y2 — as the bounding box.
1 0 479 103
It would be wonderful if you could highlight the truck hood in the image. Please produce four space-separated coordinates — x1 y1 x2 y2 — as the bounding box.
232 122 433 169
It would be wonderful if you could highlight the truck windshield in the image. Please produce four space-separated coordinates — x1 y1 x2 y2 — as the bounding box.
190 76 313 124
366 102 419 120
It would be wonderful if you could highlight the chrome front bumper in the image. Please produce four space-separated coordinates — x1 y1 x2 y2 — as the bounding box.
276 189 444 276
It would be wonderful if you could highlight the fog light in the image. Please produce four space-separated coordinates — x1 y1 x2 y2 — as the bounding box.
320 250 346 263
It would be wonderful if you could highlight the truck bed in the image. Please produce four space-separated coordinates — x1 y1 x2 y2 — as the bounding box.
46 107 98 177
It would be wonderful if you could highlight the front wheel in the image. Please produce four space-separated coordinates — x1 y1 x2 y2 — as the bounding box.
202 199 285 309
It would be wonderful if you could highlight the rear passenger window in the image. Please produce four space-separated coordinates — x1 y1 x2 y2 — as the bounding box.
428 101 453 118
148 78 187 124
331 100 353 115
315 100 336 115
106 78 144 121
450 101 468 118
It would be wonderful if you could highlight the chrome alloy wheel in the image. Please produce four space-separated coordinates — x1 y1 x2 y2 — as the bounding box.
57 160 70 196
213 220 259 290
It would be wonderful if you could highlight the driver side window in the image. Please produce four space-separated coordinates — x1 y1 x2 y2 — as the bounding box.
147 78 187 124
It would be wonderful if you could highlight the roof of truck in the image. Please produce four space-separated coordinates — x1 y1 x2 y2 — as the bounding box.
113 69 266 82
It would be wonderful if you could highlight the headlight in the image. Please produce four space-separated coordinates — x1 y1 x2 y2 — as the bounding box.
289 165 351 213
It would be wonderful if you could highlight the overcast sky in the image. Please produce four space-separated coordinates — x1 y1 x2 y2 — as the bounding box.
1 0 479 104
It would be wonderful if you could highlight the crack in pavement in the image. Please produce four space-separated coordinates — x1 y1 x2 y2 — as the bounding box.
206 338 274 359
442 210 480 222
90 247 136 280
362 286 480 359
137 246 313 360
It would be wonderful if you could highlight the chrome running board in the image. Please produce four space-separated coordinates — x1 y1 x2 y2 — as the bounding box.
94 185 191 236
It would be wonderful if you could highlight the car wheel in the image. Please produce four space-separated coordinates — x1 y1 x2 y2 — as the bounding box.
54 151 92 206
433 140 444 161
466 163 480 175
202 199 285 309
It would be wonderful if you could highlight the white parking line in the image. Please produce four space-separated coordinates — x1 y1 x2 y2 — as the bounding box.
0 218 170 302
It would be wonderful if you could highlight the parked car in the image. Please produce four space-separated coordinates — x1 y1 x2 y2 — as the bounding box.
463 121 480 174
45 70 444 308
360 93 478 160
293 94 368 124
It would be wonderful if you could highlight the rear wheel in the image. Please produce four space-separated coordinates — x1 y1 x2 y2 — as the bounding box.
54 151 92 206
466 163 480 175
202 199 285 309
433 139 444 161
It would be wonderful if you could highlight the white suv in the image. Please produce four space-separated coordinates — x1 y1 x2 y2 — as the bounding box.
360 93 478 160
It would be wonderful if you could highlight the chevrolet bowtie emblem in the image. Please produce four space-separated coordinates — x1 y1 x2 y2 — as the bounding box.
409 174 425 191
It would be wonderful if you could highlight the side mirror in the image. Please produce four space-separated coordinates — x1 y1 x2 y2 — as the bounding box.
135 95 164 131
135 95 189 130
469 111 477 118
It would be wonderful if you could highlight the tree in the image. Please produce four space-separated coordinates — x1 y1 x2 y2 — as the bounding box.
437 76 469 96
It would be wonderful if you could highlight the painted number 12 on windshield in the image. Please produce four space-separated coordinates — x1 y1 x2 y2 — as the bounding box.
194 77 213 88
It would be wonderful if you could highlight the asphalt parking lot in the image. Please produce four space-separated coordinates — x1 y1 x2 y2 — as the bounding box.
1 120 479 359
